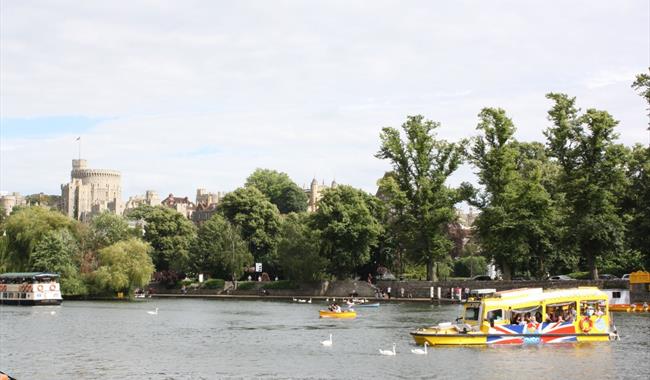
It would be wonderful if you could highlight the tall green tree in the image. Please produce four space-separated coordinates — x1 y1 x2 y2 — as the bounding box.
90 212 131 249
277 213 327 281
217 187 282 271
31 229 87 295
3 206 80 271
127 205 196 273
311 185 382 278
90 239 155 295
245 168 308 213
190 214 253 281
544 93 627 279
469 109 560 279
376 115 466 281
632 67 650 130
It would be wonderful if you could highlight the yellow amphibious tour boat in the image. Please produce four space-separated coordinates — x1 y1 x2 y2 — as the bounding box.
411 287 617 346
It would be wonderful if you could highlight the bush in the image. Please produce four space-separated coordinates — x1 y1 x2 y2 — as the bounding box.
236 281 256 290
454 256 488 278
179 279 193 287
202 278 225 289
262 280 298 290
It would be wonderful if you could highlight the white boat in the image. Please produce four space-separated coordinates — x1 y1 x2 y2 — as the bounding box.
0 272 63 305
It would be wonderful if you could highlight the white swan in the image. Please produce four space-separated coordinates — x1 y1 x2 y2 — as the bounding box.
292 297 298 302
379 343 396 356
411 342 428 354
147 308 158 315
321 334 333 346
307 298 312 304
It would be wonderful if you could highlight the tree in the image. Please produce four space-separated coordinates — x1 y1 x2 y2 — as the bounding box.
631 67 650 130
31 229 87 295
3 206 80 271
90 239 155 295
127 205 196 273
544 93 627 279
245 169 308 213
469 109 560 279
311 185 382 278
376 115 466 281
277 213 327 281
90 212 131 249
190 214 253 281
217 187 282 272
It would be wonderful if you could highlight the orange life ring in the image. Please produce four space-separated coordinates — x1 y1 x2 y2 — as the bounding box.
37 284 44 292
49 284 56 291
580 317 593 333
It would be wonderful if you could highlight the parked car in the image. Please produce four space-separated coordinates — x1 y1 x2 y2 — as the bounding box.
470 275 493 281
622 274 630 280
598 274 618 280
548 275 574 281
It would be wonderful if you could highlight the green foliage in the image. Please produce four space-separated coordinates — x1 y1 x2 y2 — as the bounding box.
90 239 155 295
262 280 298 290
632 67 650 124
236 281 256 290
544 94 627 279
190 214 253 281
4 206 80 271
31 229 86 295
245 168 308 213
202 278 225 289
469 108 560 280
127 205 196 272
0 236 8 273
311 185 382 278
90 212 131 249
625 144 650 269
277 213 327 281
453 256 488 277
217 187 281 270
376 115 466 281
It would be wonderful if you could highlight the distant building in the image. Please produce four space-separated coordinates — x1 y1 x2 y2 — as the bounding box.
124 190 161 214
192 188 225 224
0 192 27 216
160 193 195 219
304 178 337 212
60 159 123 221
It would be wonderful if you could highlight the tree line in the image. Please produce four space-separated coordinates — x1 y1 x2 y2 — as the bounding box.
0 70 648 295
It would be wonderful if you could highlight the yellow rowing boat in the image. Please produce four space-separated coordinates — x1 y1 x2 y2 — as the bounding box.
319 310 357 319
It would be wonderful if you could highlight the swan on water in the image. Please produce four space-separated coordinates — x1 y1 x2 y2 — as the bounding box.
307 298 312 304
379 343 396 356
411 342 428 354
321 334 333 346
147 308 159 315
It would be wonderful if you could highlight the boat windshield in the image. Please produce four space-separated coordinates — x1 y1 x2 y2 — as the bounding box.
465 305 480 321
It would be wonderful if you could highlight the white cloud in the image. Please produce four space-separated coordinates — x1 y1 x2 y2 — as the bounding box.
1 0 648 198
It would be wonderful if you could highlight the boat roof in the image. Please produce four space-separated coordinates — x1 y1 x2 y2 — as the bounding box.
482 287 607 308
0 272 60 279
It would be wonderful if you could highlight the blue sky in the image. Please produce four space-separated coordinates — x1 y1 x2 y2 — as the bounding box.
1 1 648 200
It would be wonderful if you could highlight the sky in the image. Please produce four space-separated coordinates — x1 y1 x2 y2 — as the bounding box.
1 0 648 201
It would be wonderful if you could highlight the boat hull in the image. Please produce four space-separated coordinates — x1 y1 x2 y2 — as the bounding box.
610 304 649 312
319 310 357 319
411 320 611 346
0 299 62 306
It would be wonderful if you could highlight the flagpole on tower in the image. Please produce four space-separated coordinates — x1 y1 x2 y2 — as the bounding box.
76 137 81 159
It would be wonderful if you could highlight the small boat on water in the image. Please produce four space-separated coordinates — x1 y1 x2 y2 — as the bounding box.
356 303 380 308
0 272 62 306
411 287 617 346
319 310 357 319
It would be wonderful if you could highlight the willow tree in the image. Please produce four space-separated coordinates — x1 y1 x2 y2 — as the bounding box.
545 93 627 279
376 115 465 281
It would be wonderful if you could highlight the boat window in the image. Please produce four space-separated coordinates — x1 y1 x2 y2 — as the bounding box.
612 292 621 298
546 302 577 322
580 300 606 317
465 306 480 321
510 306 543 324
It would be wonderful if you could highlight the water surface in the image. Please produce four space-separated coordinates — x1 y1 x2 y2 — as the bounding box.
1 299 648 379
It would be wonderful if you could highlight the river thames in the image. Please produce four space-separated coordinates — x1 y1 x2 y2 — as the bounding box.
1 299 649 379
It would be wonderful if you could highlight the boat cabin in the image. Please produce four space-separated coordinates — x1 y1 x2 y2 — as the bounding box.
0 272 63 305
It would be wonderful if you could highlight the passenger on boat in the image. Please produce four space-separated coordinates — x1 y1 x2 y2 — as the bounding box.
512 314 522 325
